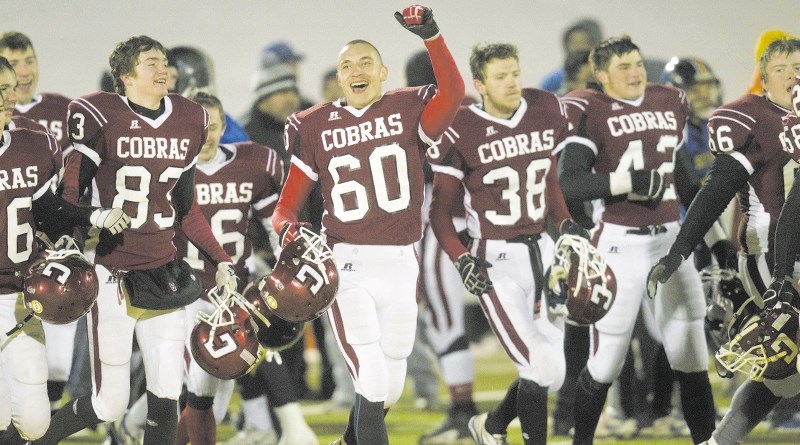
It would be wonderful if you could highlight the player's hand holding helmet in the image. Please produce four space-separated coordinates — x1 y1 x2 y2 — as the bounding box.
190 287 265 380
262 226 338 322
23 235 99 324
454 253 493 296
215 261 238 295
559 219 590 240
394 4 440 40
715 298 800 381
89 207 131 235
278 221 312 248
700 265 738 348
242 280 304 352
547 234 616 325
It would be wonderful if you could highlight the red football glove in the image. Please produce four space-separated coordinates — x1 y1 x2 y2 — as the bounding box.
278 222 312 247
394 4 440 40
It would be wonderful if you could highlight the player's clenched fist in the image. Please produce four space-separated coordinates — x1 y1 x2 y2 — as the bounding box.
90 207 131 235
394 4 440 40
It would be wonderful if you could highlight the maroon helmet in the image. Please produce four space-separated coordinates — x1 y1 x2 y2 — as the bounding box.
241 281 304 351
23 247 99 324
190 288 265 380
262 227 338 322
548 235 616 326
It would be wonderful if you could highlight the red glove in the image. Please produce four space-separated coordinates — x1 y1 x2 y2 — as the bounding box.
278 222 312 247
394 4 439 40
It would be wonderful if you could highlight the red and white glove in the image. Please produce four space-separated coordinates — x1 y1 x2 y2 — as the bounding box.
278 222 311 247
394 4 440 40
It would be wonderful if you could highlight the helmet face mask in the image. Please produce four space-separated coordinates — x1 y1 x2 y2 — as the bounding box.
715 300 799 381
23 248 99 324
262 227 339 322
548 235 616 326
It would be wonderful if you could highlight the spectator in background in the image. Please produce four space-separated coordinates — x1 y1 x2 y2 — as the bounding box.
258 41 314 109
557 50 592 96
539 19 603 93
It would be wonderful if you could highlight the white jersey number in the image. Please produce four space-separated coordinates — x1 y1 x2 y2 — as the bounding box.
614 135 677 201
328 144 411 222
112 165 184 229
6 197 34 264
483 158 551 226
185 208 246 271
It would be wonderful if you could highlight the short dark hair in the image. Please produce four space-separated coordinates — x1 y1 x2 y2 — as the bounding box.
469 42 519 82
187 91 224 117
340 40 383 65
589 35 640 73
759 38 800 83
0 32 34 54
109 35 167 95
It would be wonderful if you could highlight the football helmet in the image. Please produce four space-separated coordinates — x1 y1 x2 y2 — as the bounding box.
662 56 722 122
190 287 265 380
241 280 304 351
701 266 737 348
715 300 799 381
170 46 216 97
261 227 339 322
547 234 616 326
23 244 99 324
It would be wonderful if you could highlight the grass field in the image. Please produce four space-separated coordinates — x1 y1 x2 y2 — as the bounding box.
59 334 800 444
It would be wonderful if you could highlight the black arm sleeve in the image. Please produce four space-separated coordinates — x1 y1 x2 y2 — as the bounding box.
773 168 800 278
557 143 613 202
671 154 749 257
673 148 702 208
173 166 196 223
32 189 95 240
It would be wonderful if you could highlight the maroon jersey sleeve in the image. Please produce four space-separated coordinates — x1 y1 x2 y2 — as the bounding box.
0 129 61 292
783 112 800 158
428 88 571 240
285 88 432 245
67 92 208 270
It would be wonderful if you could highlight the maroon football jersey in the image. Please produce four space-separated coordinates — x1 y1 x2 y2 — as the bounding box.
428 89 569 240
0 128 62 292
286 86 435 245
9 115 47 133
14 92 73 155
708 94 792 255
175 142 283 289
782 76 800 156
67 92 208 270
561 84 687 226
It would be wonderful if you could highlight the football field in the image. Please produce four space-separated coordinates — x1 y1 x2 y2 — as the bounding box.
61 333 800 444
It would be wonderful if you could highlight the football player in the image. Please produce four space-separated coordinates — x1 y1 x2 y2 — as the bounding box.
692 41 800 445
558 36 717 445
0 32 81 415
0 86 129 442
427 41 587 445
28 36 236 445
174 92 315 445
271 5 465 444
